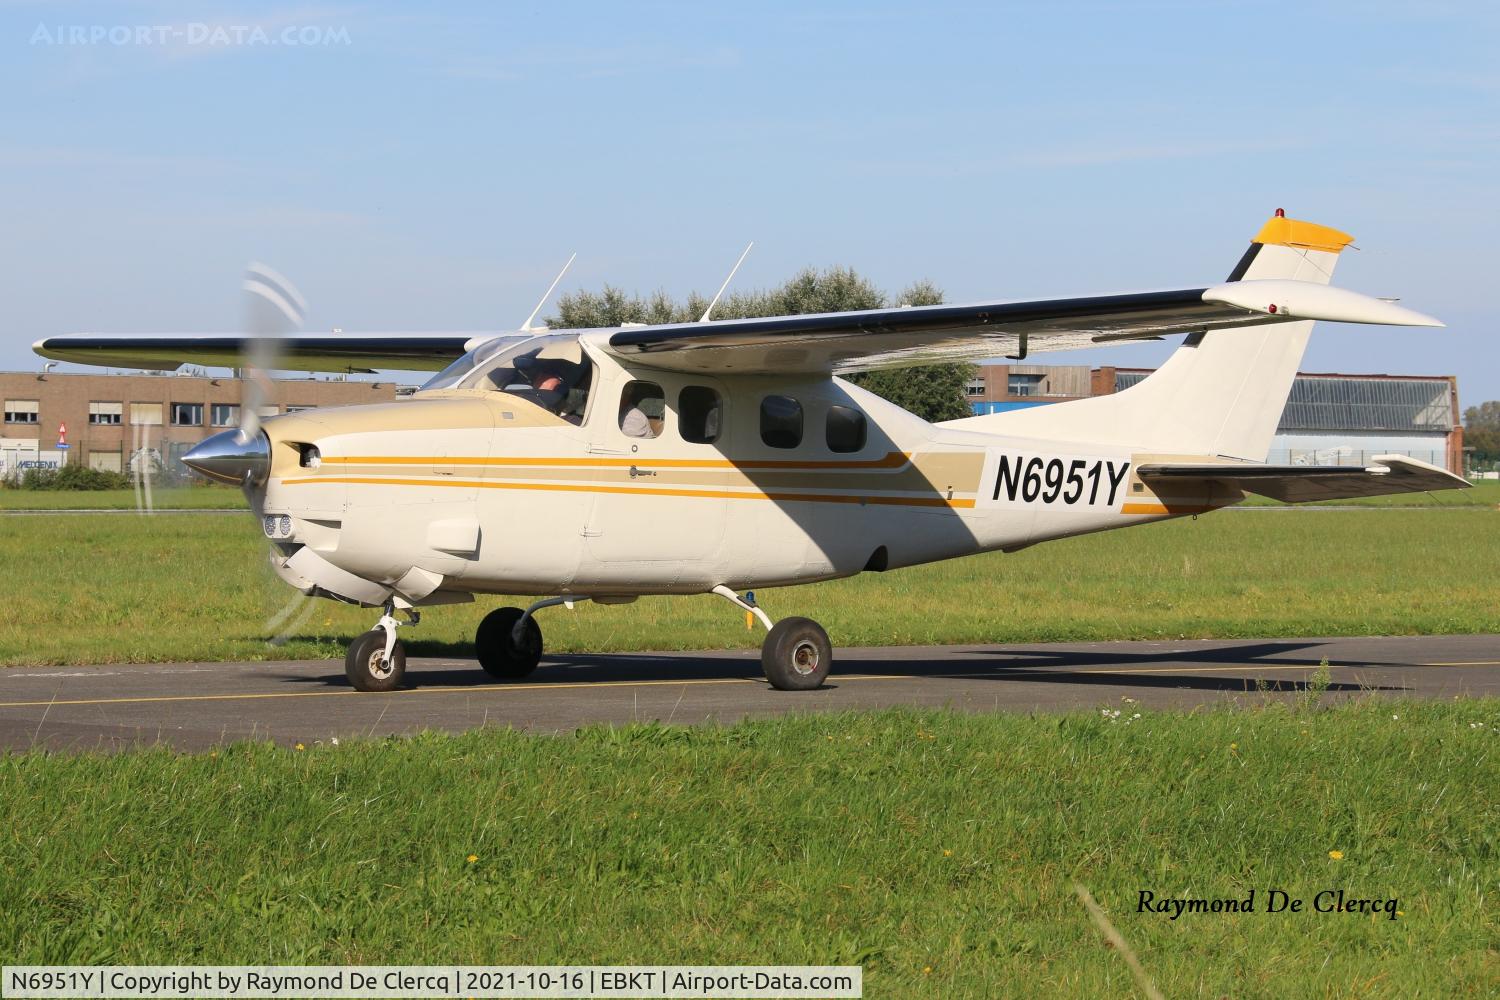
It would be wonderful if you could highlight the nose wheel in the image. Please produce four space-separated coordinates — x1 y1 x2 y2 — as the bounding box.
345 628 406 692
345 602 416 692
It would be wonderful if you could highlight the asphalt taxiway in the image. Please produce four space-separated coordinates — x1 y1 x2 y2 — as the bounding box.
1 634 1495 751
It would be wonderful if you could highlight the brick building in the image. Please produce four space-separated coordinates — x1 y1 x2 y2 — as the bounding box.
0 371 398 477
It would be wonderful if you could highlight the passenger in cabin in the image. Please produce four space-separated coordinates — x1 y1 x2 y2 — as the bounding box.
620 402 652 438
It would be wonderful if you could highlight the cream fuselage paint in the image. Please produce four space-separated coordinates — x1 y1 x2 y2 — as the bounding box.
259 340 1229 606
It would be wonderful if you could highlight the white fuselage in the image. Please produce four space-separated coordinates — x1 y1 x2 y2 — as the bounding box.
257 338 1222 608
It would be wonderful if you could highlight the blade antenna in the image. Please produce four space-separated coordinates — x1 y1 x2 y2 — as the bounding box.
699 241 754 323
521 252 577 332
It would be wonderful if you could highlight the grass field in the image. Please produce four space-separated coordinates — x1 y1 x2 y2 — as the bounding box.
0 486 246 510
0 507 1495 666
2 702 1494 996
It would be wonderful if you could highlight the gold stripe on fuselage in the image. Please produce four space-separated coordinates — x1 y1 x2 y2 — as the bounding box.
280 474 979 509
323 450 914 471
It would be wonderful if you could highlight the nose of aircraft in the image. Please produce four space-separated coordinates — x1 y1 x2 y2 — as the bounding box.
183 429 270 486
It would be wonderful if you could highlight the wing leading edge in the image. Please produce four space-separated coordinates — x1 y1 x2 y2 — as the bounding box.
32 333 476 374
1137 455 1468 503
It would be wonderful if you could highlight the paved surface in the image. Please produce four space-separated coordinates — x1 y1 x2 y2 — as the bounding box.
1 635 1495 752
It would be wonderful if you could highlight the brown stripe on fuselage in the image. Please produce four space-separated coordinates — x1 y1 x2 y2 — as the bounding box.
314 450 986 495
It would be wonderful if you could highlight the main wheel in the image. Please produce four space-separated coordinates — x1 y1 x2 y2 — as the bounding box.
345 629 406 692
476 607 543 680
761 617 832 691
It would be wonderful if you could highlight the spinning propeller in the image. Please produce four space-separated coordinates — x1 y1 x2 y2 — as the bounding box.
180 264 320 645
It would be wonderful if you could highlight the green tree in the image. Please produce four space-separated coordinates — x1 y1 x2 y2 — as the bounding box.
1463 401 1500 465
547 268 976 423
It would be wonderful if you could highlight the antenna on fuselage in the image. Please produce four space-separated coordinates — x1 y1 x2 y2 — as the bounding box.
698 241 754 323
520 252 577 332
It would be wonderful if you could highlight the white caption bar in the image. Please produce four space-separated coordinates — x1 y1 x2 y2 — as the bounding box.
2 967 861 999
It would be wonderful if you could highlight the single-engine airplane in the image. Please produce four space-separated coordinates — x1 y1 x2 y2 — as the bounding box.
35 212 1467 691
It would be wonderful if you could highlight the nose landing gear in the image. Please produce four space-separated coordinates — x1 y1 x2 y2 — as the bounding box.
344 602 418 692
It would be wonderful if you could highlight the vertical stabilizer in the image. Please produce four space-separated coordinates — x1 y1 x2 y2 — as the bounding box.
946 212 1355 461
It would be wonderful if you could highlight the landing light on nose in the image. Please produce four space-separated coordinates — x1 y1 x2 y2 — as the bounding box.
182 429 270 486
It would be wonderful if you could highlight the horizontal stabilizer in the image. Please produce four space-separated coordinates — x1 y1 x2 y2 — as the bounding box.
1137 455 1469 503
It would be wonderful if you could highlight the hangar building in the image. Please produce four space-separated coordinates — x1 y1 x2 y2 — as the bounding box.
966 364 1463 473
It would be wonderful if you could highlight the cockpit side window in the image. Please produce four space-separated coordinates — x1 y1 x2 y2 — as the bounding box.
419 334 592 424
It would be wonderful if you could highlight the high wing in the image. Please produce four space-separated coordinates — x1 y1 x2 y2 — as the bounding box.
1137 455 1469 503
32 332 478 373
602 280 1442 375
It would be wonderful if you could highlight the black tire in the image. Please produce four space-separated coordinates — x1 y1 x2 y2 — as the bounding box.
476 607 543 680
761 617 832 691
344 629 406 692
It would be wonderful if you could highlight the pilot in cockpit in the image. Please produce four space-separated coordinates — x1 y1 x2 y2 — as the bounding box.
517 358 589 425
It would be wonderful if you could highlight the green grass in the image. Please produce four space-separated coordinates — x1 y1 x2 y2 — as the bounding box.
0 508 1495 666
0 486 246 510
1 702 1494 996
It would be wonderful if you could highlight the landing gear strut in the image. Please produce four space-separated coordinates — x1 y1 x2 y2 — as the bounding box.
713 585 832 691
345 602 418 692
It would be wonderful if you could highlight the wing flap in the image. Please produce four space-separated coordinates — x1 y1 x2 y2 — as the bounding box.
1138 455 1469 503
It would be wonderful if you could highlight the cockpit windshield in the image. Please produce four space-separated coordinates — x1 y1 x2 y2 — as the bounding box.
420 333 592 424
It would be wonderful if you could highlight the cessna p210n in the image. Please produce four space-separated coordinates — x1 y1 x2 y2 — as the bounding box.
35 212 1467 692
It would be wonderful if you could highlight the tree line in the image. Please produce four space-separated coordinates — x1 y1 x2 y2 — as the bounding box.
545 266 977 422
1464 401 1500 467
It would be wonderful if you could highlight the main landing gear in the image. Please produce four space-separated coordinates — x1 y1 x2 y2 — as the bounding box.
713 586 833 690
465 589 833 691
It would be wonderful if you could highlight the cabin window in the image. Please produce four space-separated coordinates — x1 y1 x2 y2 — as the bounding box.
760 395 803 449
826 405 867 453
678 386 722 444
619 381 665 439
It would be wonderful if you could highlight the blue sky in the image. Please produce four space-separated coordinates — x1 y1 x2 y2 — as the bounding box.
3 1 1496 406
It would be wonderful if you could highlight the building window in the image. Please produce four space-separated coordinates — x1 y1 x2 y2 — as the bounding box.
965 379 986 397
4 400 39 424
88 451 122 473
826 405 867 453
1007 373 1044 397
211 404 240 427
130 403 163 426
88 401 123 425
170 403 203 426
618 381 664 439
677 386 722 444
760 395 803 449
